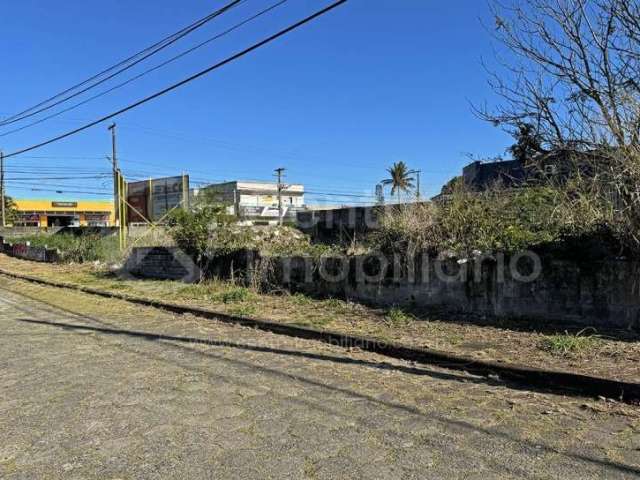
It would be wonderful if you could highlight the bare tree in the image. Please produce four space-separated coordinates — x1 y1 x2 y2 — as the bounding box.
475 1 640 250
478 0 640 151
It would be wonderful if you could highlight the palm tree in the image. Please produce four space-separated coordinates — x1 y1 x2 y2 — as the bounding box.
382 161 415 203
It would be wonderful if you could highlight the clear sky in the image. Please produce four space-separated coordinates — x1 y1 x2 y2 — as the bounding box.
0 0 512 204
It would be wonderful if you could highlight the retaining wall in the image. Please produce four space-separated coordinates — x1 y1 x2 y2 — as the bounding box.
124 247 640 330
0 237 60 263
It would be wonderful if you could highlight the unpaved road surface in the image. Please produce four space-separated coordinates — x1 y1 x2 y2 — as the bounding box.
1 278 639 479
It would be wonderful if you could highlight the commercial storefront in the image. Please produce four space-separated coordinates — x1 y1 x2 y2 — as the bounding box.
195 180 305 224
13 199 115 228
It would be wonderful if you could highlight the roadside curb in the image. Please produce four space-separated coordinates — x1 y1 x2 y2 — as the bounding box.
2 267 639 405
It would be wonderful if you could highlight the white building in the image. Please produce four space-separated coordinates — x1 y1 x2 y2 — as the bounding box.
195 180 305 224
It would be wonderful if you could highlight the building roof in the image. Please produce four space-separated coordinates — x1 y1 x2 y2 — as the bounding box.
203 180 304 194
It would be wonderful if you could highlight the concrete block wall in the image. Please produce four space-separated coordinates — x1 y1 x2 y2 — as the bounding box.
124 247 199 282
125 247 640 330
0 236 60 263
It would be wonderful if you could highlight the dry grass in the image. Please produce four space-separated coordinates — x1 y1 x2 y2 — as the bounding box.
1 253 639 382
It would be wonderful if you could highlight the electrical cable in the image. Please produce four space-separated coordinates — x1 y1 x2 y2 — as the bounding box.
0 0 288 137
3 0 348 159
0 0 245 127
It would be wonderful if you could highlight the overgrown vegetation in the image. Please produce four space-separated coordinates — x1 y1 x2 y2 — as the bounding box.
165 195 338 263
373 176 632 257
207 224 337 257
7 233 121 263
165 204 230 262
470 0 640 255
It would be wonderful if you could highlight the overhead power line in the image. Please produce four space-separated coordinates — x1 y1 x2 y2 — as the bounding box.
6 154 108 160
5 179 112 189
0 0 245 128
305 190 377 198
0 0 288 137
6 175 111 181
6 185 113 196
4 0 348 159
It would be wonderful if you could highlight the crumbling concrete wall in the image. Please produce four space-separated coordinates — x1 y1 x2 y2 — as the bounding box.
124 247 640 330
0 237 60 263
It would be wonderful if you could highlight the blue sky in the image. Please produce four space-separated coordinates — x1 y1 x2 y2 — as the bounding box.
0 0 512 204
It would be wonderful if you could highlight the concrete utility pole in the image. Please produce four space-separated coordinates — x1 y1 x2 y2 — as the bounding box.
408 169 422 200
0 151 5 227
375 183 385 204
108 123 119 226
274 167 285 226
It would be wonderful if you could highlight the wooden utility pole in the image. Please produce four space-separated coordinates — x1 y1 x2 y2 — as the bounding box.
274 167 285 226
0 151 5 227
108 123 119 226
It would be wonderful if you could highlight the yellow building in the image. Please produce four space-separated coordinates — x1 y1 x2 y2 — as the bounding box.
13 199 115 228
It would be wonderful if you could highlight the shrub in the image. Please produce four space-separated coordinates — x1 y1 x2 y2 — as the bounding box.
8 233 120 263
166 205 228 262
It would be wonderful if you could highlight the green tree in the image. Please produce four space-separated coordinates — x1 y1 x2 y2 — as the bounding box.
382 161 415 202
3 195 18 225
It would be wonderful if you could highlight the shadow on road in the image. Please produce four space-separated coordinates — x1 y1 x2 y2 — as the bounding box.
16 316 640 478
17 317 493 386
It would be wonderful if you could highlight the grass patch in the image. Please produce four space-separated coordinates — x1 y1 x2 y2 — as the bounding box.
384 307 413 327
228 304 257 317
218 287 253 304
322 298 356 314
290 292 314 306
540 329 601 356
175 284 211 299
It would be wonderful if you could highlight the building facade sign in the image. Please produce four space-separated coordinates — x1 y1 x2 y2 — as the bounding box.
150 176 188 221
127 181 150 223
126 175 189 223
